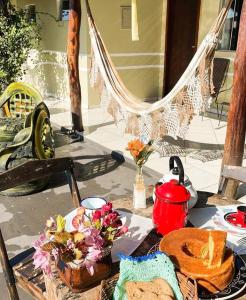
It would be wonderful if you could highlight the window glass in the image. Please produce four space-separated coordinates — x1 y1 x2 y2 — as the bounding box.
218 0 243 50
121 6 131 29
62 0 69 21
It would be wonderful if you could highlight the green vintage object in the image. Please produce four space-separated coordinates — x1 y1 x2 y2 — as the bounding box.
0 82 55 196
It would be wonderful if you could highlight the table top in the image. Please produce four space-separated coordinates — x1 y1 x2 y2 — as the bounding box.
14 193 246 300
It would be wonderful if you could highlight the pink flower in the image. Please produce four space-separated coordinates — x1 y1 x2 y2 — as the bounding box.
110 219 122 228
33 233 52 276
33 233 46 249
33 249 52 276
87 247 102 261
84 259 95 276
101 202 113 216
78 222 85 232
103 211 119 226
83 247 102 276
66 239 75 250
116 226 128 237
51 248 59 260
81 228 104 248
92 210 101 221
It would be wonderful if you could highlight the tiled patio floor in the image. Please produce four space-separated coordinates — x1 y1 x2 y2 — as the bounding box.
49 101 246 200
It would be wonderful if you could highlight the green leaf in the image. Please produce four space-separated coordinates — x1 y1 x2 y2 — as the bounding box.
107 233 115 241
94 219 102 230
0 3 40 93
107 226 115 232
56 215 66 233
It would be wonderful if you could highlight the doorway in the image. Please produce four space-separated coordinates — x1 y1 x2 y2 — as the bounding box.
163 0 201 95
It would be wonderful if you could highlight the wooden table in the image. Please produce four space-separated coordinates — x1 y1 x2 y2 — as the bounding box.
13 193 246 299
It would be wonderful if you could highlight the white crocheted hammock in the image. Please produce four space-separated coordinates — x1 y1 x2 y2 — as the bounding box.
85 0 232 147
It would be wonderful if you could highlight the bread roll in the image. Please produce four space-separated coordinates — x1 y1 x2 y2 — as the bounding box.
125 277 175 300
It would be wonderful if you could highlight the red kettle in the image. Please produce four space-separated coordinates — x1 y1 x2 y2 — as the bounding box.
152 156 191 235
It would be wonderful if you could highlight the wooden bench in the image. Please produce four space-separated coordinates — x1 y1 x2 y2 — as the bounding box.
0 157 81 300
218 165 246 199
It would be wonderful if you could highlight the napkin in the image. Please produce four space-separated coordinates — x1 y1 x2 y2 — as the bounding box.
188 205 246 254
111 211 153 262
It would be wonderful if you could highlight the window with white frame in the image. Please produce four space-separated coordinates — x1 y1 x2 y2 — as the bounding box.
218 0 243 50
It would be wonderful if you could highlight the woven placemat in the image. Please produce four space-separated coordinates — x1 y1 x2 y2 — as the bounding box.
100 242 198 300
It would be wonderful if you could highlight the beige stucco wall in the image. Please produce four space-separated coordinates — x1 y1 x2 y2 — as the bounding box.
15 0 166 109
15 0 234 110
198 0 221 44
87 0 166 106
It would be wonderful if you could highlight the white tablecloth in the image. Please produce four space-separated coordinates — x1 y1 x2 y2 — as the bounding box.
188 205 246 254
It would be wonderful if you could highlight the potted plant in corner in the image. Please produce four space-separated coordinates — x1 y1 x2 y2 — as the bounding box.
33 202 128 292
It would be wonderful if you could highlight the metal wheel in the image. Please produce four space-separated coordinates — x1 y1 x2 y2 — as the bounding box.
34 109 55 159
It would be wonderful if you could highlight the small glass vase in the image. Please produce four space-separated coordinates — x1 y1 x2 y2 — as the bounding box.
133 165 146 209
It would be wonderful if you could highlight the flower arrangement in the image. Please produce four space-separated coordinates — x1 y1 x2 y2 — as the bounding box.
33 202 128 277
126 139 154 208
126 139 154 168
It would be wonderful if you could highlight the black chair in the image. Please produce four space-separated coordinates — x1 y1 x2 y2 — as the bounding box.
0 157 81 299
212 57 232 126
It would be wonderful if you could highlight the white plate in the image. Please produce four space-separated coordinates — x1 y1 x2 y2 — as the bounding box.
64 209 79 232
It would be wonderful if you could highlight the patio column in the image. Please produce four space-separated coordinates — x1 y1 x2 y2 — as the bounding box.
222 0 246 198
67 0 84 132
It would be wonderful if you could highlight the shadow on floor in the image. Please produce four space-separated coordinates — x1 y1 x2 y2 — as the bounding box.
83 121 115 135
47 152 125 190
74 153 124 181
195 191 215 208
53 130 84 149
163 136 223 151
160 131 246 152
157 136 246 162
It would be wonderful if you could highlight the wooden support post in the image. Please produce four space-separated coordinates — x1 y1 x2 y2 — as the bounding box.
0 230 20 300
67 0 83 132
221 0 246 198
66 168 81 208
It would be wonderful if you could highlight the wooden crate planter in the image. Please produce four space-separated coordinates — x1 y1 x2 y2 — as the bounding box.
56 251 112 293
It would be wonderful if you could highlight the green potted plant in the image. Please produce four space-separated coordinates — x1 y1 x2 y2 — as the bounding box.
0 1 40 93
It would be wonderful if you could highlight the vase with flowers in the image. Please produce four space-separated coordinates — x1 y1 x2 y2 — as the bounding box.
126 139 154 209
33 202 128 292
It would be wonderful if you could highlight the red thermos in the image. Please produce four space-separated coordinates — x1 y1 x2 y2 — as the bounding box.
153 156 191 235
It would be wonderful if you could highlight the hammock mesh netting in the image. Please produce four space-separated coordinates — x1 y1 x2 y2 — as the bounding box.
85 0 232 157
